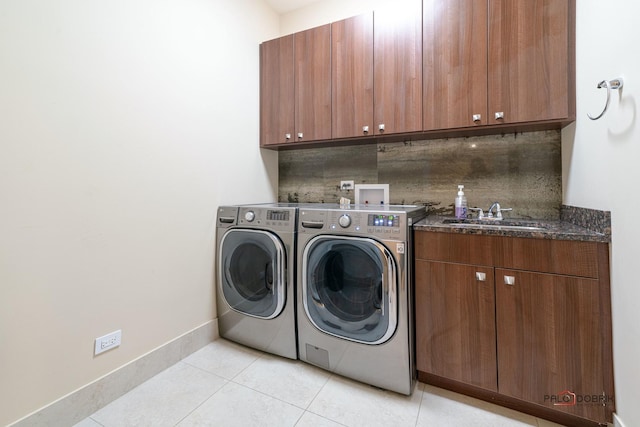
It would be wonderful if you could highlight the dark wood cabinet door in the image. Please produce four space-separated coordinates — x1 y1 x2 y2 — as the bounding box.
332 13 374 139
496 268 608 423
415 231 494 267
373 1 423 135
488 0 574 124
496 236 599 278
294 24 332 142
423 0 488 130
416 260 497 391
260 35 294 146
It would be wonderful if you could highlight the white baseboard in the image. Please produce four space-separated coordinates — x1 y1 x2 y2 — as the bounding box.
613 413 627 427
10 319 218 427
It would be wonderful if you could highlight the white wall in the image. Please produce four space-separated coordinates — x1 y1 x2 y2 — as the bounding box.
278 0 422 35
563 1 640 426
0 0 279 424
279 0 382 34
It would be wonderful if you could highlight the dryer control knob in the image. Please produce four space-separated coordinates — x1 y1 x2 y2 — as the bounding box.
338 214 351 228
244 211 256 222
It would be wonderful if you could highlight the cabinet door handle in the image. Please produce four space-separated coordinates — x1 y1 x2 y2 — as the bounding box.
297 132 303 139
378 123 385 132
285 133 291 140
475 272 486 281
504 275 515 286
495 112 505 120
363 125 369 134
472 114 482 123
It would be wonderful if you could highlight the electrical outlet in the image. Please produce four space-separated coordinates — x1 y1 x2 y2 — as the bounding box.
340 180 355 190
94 330 122 355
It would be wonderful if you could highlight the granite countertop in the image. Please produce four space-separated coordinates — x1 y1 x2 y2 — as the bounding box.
414 213 611 243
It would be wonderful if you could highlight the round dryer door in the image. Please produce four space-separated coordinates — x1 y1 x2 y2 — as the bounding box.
219 229 286 319
302 235 398 344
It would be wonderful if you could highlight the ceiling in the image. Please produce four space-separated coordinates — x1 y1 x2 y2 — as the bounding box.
264 0 322 14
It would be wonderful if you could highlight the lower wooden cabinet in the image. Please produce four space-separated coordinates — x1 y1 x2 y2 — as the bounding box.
496 268 607 422
415 231 614 426
415 260 497 391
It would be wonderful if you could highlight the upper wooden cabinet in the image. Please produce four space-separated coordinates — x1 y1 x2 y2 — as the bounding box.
260 35 294 146
260 0 575 148
488 0 575 124
295 24 332 142
423 0 488 129
259 25 331 147
373 1 423 135
424 0 575 130
332 3 422 140
331 13 374 139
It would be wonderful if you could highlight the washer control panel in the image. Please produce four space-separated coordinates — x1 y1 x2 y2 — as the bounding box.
237 207 295 232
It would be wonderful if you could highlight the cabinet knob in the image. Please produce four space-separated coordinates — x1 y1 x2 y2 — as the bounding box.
475 272 486 282
472 114 482 123
297 132 303 139
363 125 369 134
495 112 505 120
504 275 515 286
378 124 385 132
285 133 291 140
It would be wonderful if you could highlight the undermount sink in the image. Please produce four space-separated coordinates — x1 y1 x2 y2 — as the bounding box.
442 219 548 232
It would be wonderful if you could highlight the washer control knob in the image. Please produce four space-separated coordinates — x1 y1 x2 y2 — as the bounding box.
244 211 256 222
338 214 351 228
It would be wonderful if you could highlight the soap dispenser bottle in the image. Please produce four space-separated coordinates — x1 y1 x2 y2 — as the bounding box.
455 185 467 219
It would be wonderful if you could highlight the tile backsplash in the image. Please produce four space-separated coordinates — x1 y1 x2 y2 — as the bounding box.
278 130 562 220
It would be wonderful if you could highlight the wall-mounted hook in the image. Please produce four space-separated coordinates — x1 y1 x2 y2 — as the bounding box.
588 78 624 120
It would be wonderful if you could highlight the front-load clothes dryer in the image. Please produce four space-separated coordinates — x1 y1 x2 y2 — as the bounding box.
216 204 297 359
296 205 426 394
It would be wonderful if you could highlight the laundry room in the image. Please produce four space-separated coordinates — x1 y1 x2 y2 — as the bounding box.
0 1 638 427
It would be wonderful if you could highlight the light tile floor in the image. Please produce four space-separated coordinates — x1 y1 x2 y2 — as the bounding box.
75 339 566 427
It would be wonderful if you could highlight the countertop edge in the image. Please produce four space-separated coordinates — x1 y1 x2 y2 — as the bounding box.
413 217 611 243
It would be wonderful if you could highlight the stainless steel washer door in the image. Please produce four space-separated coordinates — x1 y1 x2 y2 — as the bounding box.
302 235 397 344
219 229 286 319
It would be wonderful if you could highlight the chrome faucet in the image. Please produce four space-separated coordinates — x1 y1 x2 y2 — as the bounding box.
487 202 501 218
486 202 512 220
469 202 513 220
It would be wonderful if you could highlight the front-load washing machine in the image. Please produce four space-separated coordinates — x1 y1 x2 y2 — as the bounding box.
296 204 425 394
216 203 297 359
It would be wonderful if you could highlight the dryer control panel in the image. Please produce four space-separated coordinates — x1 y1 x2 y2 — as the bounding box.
299 208 409 240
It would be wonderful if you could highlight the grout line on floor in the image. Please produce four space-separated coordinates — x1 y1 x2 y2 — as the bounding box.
171 379 234 427
300 369 334 411
88 417 106 427
228 351 268 381
178 359 230 383
296 410 349 427
226 380 308 411
413 382 424 427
